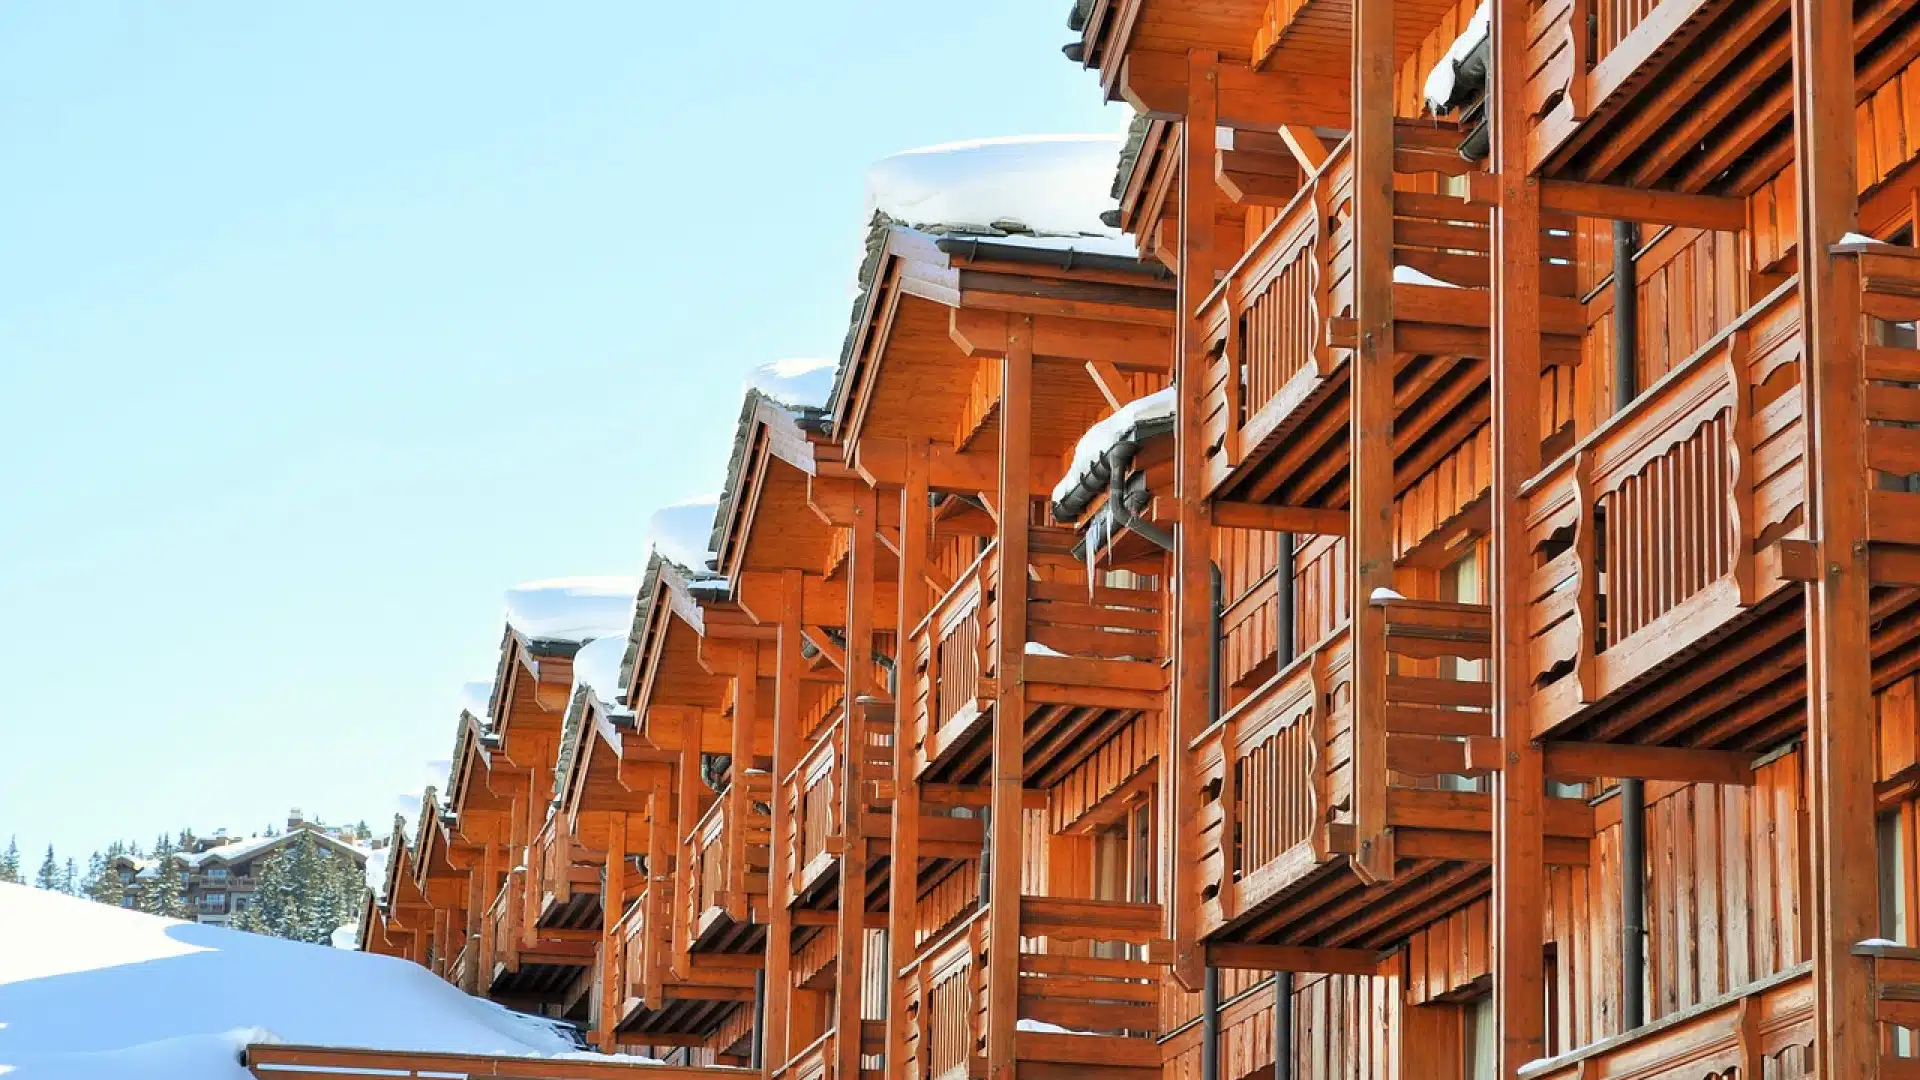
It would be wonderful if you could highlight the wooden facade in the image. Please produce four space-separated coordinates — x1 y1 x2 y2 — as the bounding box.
356 0 1920 1075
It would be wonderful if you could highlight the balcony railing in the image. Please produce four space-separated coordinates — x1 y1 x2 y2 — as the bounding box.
1519 963 1812 1079
908 542 998 777
685 770 773 940
619 883 670 1009
1194 628 1347 932
783 706 896 900
1197 128 1579 499
1521 278 1805 734
901 910 986 1080
1856 244 1920 552
486 869 518 976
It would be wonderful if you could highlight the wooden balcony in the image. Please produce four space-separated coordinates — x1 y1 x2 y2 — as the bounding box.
898 901 1163 1080
617 885 756 1041
684 773 772 953
488 866 594 999
1526 0 1920 192
1518 963 1814 1079
536 815 604 930
1197 128 1581 510
1521 277 1810 744
905 534 1167 787
784 704 895 905
1194 600 1594 948
907 542 998 781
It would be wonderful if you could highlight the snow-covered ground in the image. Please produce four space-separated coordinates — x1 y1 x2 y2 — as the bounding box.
0 883 579 1078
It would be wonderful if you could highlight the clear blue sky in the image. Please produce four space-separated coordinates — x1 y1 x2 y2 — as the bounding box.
0 3 1120 863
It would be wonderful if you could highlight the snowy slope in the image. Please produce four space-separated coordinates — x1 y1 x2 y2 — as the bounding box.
0 883 577 1077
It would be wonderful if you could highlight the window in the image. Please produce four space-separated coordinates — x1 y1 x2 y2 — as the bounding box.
205 866 228 881
117 870 133 884
201 893 227 912
1462 995 1496 1080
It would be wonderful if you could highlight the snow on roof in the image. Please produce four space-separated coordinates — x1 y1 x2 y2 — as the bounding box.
361 846 390 900
175 830 365 870
569 634 627 708
1423 1 1489 115
0 883 576 1075
745 358 836 411
503 577 640 644
458 679 494 722
938 228 1139 260
648 497 722 573
864 134 1127 240
1049 386 1177 507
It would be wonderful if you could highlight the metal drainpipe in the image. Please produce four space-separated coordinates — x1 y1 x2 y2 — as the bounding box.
750 969 766 1071
1613 218 1647 1030
1272 532 1296 1079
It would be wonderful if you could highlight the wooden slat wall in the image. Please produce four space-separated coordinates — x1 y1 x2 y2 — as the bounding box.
1048 712 1158 832
1393 0 1482 118
1752 54 1920 268
1161 973 1399 1080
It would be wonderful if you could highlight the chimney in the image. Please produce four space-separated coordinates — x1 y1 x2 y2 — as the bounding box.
287 808 305 831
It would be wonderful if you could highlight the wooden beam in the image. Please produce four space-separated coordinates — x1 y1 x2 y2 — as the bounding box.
831 490 875 1080
1204 942 1390 977
950 308 1172 371
1119 50 1351 131
1279 126 1330 174
1215 146 1301 207
1212 500 1348 535
1795 0 1879 1070
762 573 802 1075
1542 741 1757 785
1166 47 1220 997
1349 0 1395 889
884 438 930 1080
1490 0 1547 1072
1538 179 1747 232
986 315 1035 1080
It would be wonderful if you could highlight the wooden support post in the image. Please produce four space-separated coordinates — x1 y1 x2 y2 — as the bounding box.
986 315 1035 1080
645 783 669 1006
763 571 803 1076
521 766 546 951
599 813 628 1053
833 490 876 1080
1168 45 1220 997
1793 0 1877 1071
673 733 701 980
464 860 484 994
1490 0 1548 1072
728 645 759 923
477 840 497 992
886 439 931 1079
1350 0 1396 889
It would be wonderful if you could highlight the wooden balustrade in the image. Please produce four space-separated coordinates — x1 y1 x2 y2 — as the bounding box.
1193 634 1339 933
901 909 987 1080
620 882 673 1009
786 714 843 897
486 870 518 976
908 542 998 778
1518 963 1813 1079
900 902 1161 1080
1521 278 1806 734
685 771 773 940
537 815 570 908
1855 244 1920 556
1197 126 1578 497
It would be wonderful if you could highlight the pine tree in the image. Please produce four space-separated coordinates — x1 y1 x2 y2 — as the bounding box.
0 837 20 884
62 857 79 895
34 846 58 890
232 833 365 943
86 852 127 908
137 834 190 919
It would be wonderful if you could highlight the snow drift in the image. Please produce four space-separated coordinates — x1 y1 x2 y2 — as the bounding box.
0 883 577 1077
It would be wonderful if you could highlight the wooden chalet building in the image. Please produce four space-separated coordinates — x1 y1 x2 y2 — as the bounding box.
359 0 1920 1074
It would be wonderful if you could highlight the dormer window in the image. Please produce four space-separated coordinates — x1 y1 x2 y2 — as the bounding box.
206 866 228 881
